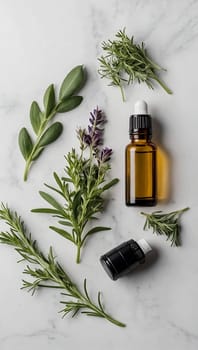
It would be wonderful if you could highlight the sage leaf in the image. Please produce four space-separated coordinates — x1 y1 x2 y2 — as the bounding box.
30 101 41 135
31 147 44 161
56 96 83 113
37 122 63 147
59 65 86 100
50 226 74 242
43 84 55 118
18 128 33 160
39 191 63 211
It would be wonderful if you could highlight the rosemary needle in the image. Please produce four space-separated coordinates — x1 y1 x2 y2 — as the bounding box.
141 207 189 246
0 203 125 327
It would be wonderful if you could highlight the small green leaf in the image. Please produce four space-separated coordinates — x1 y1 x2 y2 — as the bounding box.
53 172 63 190
39 191 63 211
85 226 111 237
82 226 111 246
102 178 119 191
58 220 72 226
50 226 74 243
37 122 63 147
31 208 61 214
30 101 41 135
59 65 86 100
44 183 63 197
72 191 82 220
62 177 72 183
56 96 83 113
18 128 33 160
43 84 55 118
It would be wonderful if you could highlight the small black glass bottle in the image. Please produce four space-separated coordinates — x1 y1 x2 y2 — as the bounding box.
100 238 152 280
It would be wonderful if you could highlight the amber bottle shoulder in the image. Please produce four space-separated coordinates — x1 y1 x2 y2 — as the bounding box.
125 141 157 152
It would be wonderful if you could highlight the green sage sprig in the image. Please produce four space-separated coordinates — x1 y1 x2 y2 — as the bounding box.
32 107 119 263
98 29 172 101
141 207 189 246
0 204 125 327
19 65 86 181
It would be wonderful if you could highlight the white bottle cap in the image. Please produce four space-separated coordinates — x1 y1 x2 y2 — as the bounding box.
134 100 148 115
138 239 152 256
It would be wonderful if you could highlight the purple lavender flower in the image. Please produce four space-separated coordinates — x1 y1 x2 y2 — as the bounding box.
99 147 113 163
83 107 106 150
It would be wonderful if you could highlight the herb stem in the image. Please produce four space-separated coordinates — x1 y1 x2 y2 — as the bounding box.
120 84 125 102
152 76 172 95
24 159 31 181
76 241 81 264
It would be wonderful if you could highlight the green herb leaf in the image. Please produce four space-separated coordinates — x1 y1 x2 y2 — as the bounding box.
50 226 74 242
18 128 33 160
59 65 86 100
53 172 63 190
37 122 63 147
43 84 56 118
72 191 82 220
58 220 72 226
82 226 111 245
102 178 119 191
39 191 63 211
30 101 41 135
31 208 61 214
56 96 83 113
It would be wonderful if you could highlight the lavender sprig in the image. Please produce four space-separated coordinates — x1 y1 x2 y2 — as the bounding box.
81 107 105 151
32 107 119 263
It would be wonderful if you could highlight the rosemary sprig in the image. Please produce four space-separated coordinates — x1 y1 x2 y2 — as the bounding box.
18 65 86 181
98 29 172 101
32 107 119 263
0 204 125 327
141 207 189 246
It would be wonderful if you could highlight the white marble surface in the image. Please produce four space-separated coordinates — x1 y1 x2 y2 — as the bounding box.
0 0 198 349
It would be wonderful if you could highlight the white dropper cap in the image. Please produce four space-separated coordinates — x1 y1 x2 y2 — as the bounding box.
138 239 152 256
134 100 148 115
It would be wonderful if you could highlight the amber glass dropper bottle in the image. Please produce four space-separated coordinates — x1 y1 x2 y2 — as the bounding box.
125 100 156 206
